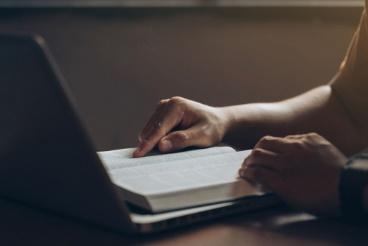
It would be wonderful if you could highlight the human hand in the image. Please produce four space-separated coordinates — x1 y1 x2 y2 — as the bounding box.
239 133 347 215
133 97 229 157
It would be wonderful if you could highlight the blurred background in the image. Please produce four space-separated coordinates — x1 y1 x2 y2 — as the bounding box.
0 0 363 150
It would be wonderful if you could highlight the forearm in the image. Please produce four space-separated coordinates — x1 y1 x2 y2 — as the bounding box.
221 85 366 155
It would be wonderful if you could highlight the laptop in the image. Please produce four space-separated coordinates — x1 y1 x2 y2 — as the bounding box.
0 34 280 234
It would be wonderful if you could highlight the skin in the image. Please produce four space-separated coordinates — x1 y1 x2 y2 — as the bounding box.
133 80 368 215
239 133 347 215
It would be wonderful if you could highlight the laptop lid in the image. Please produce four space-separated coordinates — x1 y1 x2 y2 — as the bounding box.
0 34 134 233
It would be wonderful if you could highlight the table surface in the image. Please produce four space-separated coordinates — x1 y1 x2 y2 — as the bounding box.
1 197 367 246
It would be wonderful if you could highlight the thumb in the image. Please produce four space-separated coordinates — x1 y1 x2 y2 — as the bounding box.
158 127 206 153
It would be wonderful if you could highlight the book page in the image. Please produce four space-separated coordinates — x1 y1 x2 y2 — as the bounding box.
108 150 251 196
98 146 236 170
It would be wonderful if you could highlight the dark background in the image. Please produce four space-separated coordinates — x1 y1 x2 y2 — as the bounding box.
0 7 361 150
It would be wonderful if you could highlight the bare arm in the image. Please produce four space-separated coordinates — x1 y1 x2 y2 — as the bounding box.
134 83 367 158
222 84 367 156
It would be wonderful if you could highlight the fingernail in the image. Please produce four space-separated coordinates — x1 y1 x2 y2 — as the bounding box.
243 158 252 167
160 140 172 152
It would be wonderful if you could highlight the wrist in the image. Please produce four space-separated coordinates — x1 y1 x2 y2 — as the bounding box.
218 106 237 136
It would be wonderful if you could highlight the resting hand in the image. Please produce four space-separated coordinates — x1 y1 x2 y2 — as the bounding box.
239 133 347 215
133 97 228 157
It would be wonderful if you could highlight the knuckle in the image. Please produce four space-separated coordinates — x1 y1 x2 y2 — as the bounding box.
158 98 169 106
252 148 264 158
308 132 319 137
166 98 181 111
170 96 184 103
258 135 277 147
174 132 189 142
306 132 319 139
260 135 274 143
168 97 186 110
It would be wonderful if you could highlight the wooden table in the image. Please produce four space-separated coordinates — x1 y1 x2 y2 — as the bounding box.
1 197 367 246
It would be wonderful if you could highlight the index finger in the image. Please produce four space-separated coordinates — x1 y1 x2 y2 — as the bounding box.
134 100 184 157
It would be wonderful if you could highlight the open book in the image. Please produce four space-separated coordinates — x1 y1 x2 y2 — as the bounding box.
98 146 264 213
